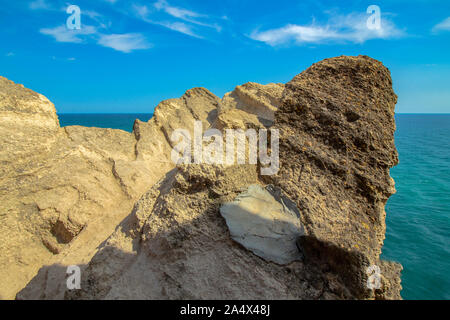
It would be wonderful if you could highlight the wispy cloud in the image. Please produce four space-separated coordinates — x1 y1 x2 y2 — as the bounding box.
29 1 111 29
250 12 405 46
6 52 15 57
154 0 204 20
132 0 222 38
432 17 450 33
98 33 151 53
161 21 200 38
40 25 97 43
37 0 221 51
83 9 112 29
155 0 222 32
132 3 200 38
40 24 150 53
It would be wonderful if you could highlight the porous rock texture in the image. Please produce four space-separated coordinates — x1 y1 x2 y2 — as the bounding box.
263 56 402 299
1 55 402 300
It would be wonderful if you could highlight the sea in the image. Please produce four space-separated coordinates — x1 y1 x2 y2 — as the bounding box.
58 113 450 300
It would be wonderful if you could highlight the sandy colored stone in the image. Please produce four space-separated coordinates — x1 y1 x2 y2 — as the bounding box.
214 82 284 130
64 165 325 300
0 81 218 299
3 55 402 300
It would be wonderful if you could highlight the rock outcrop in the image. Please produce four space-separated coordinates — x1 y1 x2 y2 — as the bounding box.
264 56 402 298
0 81 217 299
1 55 402 300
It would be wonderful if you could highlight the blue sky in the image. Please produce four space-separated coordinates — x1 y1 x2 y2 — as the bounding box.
0 0 449 113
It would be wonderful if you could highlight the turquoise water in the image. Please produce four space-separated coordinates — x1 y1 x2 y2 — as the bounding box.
382 115 450 300
58 114 153 132
59 113 450 300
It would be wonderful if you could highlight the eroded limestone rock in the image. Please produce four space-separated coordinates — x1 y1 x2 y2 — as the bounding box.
4 55 402 300
56 56 402 300
0 81 218 299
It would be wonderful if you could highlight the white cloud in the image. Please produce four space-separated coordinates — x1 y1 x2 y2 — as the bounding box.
40 23 151 53
154 0 204 20
37 0 218 51
98 33 151 53
155 0 221 32
160 21 201 38
83 10 111 29
133 4 201 38
40 25 97 43
251 25 337 46
250 12 405 46
432 17 450 33
133 1 221 38
6 52 15 57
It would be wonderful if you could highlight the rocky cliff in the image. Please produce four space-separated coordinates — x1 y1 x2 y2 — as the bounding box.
0 56 402 300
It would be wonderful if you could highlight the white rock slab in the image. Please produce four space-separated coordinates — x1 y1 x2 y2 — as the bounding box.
220 184 304 265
